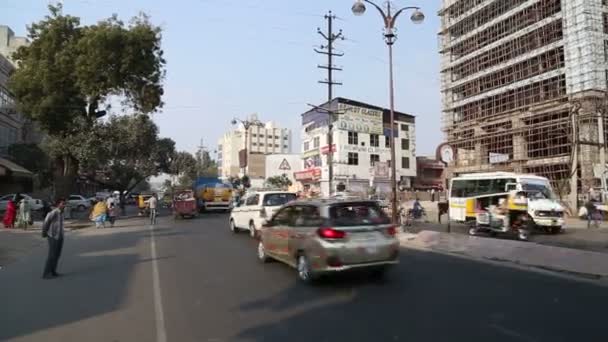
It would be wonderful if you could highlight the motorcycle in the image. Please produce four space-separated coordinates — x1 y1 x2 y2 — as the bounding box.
470 207 532 241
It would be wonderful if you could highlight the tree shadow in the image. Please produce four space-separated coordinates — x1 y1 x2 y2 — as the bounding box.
235 249 608 342
0 225 163 340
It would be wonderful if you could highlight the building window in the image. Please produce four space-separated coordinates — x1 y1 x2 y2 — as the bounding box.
348 131 358 145
252 134 257 137
370 154 380 166
313 136 320 148
370 134 379 147
275 135 279 139
400 124 409 131
387 160 391 168
284 136 288 140
348 152 359 165
303 141 310 151
401 139 409 150
275 144 279 148
260 143 264 146
385 136 391 148
402 157 410 169
283 145 288 149
313 155 322 166
252 142 257 146
259 134 265 138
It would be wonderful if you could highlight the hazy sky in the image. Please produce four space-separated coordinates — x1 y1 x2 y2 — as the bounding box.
2 0 443 156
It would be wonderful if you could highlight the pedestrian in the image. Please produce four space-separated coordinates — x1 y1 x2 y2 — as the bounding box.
90 199 108 228
431 188 436 202
585 198 599 228
42 198 66 279
147 193 158 225
2 196 17 228
106 195 117 227
16 196 31 230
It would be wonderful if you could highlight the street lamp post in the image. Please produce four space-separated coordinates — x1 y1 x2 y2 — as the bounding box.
352 0 424 224
232 116 264 176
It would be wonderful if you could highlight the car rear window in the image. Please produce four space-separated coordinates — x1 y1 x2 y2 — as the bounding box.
329 202 390 226
263 193 296 206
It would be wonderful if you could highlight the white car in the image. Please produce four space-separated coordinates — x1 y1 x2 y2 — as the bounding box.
0 194 43 212
229 191 297 237
68 195 92 211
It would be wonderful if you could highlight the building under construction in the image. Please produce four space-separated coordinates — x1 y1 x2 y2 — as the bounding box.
439 0 608 201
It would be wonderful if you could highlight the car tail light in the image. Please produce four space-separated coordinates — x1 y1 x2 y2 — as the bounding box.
386 226 398 236
259 208 267 218
317 227 346 239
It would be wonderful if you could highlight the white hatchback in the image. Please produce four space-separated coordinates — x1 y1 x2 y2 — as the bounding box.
230 191 297 237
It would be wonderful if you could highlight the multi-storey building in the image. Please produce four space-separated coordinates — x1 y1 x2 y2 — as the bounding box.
439 0 608 199
300 97 416 197
217 117 292 181
0 25 28 66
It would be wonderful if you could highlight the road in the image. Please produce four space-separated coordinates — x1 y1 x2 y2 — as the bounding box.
0 213 606 342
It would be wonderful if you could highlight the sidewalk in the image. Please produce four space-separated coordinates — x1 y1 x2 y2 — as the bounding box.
407 200 608 254
399 230 608 280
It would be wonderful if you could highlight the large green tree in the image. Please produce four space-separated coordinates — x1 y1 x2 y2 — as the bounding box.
8 4 166 196
91 115 175 202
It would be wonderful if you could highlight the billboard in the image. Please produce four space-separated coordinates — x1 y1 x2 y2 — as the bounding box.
336 102 383 134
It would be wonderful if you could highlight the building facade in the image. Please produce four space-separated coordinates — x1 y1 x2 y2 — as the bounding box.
217 117 292 180
413 156 445 191
0 25 28 66
300 98 416 197
439 0 608 199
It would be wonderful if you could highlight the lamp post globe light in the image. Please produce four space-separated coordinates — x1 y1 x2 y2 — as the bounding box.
352 0 424 224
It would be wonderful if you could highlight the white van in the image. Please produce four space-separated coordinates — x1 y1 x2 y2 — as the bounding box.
229 190 297 237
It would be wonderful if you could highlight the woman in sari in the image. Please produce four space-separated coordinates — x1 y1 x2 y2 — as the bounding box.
3 198 17 228
16 197 31 229
90 200 108 228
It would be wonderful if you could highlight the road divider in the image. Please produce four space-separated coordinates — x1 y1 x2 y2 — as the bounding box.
399 231 608 279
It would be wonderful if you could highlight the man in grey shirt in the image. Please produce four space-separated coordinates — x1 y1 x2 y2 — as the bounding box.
42 198 66 279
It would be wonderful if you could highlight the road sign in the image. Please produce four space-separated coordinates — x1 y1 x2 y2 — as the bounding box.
278 158 291 170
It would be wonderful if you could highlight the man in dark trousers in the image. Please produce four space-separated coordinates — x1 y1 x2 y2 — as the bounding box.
42 198 66 279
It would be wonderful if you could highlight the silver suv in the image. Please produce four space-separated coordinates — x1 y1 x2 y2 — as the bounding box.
257 199 400 283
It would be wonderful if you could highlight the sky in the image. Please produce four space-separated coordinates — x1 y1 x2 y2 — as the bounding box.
2 0 443 157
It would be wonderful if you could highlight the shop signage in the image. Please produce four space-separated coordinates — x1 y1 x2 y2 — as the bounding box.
303 149 320 158
294 168 321 181
336 103 383 135
489 152 509 164
321 144 337 155
343 145 390 154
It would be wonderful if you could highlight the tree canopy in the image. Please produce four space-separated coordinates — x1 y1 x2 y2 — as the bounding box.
265 174 292 190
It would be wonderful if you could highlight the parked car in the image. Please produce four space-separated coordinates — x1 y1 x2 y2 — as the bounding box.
256 199 400 283
0 194 44 212
230 190 297 238
68 195 92 211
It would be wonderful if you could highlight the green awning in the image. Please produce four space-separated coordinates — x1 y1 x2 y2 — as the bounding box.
0 157 33 178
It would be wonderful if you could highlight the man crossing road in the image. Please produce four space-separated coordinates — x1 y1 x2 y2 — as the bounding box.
41 198 66 279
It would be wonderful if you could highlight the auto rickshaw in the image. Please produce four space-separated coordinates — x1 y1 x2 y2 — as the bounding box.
471 190 532 241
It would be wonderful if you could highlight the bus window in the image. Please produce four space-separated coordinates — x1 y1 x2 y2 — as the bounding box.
492 178 516 193
477 179 492 195
451 179 476 197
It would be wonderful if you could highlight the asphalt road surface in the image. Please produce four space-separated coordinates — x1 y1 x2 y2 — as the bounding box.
0 213 606 342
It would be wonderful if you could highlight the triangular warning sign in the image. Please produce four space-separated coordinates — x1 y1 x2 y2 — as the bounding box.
278 158 291 170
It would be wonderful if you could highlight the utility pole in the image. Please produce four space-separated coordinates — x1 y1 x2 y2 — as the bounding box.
314 11 344 196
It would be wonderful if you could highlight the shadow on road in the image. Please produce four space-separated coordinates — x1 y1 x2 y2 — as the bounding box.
0 221 169 341
235 249 608 342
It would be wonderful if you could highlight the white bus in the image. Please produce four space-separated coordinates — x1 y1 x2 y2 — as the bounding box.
449 172 565 233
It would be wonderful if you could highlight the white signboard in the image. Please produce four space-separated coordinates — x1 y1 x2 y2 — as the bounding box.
343 145 390 154
336 103 383 135
489 152 509 164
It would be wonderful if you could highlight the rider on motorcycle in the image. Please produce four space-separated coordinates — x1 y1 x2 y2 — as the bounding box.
412 198 424 219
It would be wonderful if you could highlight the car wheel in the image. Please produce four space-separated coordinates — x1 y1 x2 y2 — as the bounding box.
249 222 257 238
297 254 316 284
230 219 238 233
370 267 388 281
77 204 86 211
518 230 530 241
257 241 270 263
468 227 478 236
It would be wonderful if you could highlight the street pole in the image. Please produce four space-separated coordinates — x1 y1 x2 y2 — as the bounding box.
315 12 344 197
352 0 424 224
388 40 398 224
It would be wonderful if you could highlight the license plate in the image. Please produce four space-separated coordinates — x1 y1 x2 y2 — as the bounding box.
353 232 378 242
365 246 378 254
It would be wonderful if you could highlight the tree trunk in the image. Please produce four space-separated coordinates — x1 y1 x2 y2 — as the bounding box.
53 155 78 200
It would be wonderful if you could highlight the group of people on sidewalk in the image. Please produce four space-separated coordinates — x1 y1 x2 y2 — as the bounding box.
2 193 33 229
89 195 119 228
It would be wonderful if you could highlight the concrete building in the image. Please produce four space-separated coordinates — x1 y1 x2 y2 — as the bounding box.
439 0 608 201
413 156 445 191
300 97 416 197
0 52 25 157
217 116 292 181
0 26 28 66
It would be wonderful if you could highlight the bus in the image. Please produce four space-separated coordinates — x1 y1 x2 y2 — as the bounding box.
449 172 565 233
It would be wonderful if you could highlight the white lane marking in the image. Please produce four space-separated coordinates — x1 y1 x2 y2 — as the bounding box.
489 323 538 342
150 224 168 342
